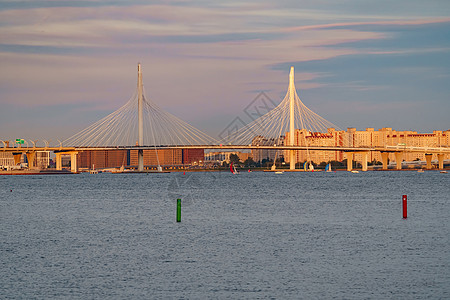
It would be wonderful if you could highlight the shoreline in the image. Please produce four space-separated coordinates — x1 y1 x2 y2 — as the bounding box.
1 168 448 175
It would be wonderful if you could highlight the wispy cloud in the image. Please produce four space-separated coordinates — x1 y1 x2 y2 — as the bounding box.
0 1 449 139
283 18 450 32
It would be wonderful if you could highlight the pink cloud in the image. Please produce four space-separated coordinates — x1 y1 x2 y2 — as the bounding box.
282 17 450 32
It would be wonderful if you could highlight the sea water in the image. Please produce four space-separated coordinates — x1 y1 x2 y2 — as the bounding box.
1 171 449 299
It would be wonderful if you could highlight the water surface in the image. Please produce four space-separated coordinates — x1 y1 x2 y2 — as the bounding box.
1 171 449 299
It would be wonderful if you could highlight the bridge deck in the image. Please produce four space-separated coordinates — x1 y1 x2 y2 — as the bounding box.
1 145 449 153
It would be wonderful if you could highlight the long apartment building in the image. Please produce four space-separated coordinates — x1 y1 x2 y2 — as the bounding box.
76 149 204 169
348 128 450 163
281 127 450 165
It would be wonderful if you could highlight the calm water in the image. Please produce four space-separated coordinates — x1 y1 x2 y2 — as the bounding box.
1 171 449 299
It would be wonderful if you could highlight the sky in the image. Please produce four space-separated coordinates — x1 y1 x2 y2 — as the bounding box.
1 0 449 144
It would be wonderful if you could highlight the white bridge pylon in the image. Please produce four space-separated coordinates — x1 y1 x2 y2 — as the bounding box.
64 64 217 148
220 66 343 170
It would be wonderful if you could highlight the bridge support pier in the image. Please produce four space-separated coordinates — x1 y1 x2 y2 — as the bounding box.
12 152 22 166
70 152 78 173
394 152 403 170
437 154 444 169
55 153 62 170
381 152 389 170
138 149 144 171
289 150 295 170
425 153 433 169
346 152 354 171
361 151 369 172
54 151 78 172
26 151 36 169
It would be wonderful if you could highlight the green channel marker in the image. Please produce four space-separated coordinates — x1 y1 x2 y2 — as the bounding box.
177 199 181 222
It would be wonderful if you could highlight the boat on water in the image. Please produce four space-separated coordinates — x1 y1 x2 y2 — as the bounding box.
230 162 239 174
440 170 448 173
89 164 98 174
418 169 425 173
351 170 359 173
325 163 332 172
303 161 315 172
275 171 284 174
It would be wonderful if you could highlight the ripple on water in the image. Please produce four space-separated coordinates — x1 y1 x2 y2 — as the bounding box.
1 171 449 298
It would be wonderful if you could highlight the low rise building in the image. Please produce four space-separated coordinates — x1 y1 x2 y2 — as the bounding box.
0 152 15 169
251 135 284 162
205 151 252 164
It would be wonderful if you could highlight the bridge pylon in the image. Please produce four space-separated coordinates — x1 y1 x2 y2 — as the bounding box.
289 67 296 170
137 63 144 171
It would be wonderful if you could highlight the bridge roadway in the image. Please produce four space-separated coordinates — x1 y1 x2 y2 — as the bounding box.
2 144 449 172
2 145 450 152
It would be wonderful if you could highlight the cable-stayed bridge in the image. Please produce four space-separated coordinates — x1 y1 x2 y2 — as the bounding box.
2 64 449 172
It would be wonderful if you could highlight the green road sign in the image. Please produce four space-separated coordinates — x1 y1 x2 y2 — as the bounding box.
15 139 24 144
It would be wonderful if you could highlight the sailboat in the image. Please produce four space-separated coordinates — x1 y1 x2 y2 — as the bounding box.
271 151 282 173
325 163 332 172
230 162 239 174
303 161 314 172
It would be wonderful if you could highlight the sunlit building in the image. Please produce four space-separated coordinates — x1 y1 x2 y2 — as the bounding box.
0 152 14 169
35 151 50 169
349 128 450 162
283 127 450 165
205 151 251 164
251 135 284 162
77 150 128 169
284 128 345 164
183 149 205 165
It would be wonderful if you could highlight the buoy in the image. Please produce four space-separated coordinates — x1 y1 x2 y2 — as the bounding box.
402 195 407 219
177 199 181 222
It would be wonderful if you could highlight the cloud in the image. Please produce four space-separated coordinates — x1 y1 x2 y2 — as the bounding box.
282 17 450 32
0 1 449 140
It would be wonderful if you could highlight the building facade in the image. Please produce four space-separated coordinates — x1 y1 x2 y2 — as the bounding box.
35 151 50 169
182 149 205 165
205 151 252 164
283 127 450 165
284 128 346 164
349 128 450 163
251 135 284 162
77 150 128 169
0 152 14 169
77 149 205 169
